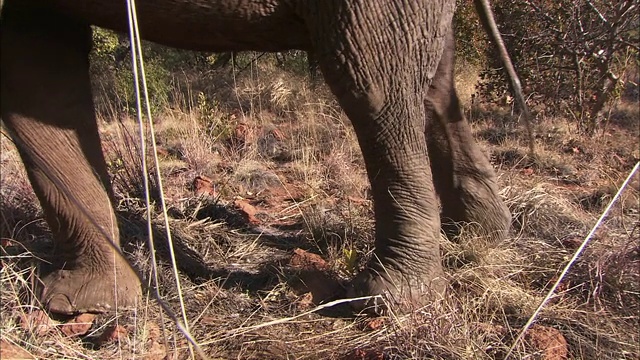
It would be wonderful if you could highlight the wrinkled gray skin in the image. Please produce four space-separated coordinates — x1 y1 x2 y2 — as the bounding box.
1 0 511 315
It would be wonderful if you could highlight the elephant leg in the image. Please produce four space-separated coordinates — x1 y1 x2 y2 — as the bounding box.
1 6 141 314
308 2 454 312
425 29 511 240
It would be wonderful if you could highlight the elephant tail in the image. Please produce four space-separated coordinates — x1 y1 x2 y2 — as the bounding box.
474 0 536 156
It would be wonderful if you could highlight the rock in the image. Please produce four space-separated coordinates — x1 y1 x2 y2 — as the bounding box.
60 313 95 337
233 198 261 225
289 248 329 272
0 339 35 360
289 249 340 304
193 175 217 198
524 325 568 360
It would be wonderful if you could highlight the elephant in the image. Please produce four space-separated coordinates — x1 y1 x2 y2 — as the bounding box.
1 0 515 315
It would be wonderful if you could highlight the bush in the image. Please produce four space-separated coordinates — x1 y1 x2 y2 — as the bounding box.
90 28 192 117
476 0 639 133
89 28 319 118
454 0 489 65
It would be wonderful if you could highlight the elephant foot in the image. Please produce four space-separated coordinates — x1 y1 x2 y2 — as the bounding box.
441 175 511 241
38 257 141 315
346 262 447 315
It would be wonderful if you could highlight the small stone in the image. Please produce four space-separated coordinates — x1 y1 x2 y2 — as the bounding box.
234 198 260 224
289 248 329 271
193 175 217 198
60 313 95 337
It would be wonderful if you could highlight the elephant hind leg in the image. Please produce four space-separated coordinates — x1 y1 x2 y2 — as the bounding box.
425 30 511 241
1 6 140 314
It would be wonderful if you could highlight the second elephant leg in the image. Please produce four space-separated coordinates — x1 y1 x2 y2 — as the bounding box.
1 6 141 315
425 30 511 240
308 2 452 312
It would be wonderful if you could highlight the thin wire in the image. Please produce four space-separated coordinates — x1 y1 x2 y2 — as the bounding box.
505 161 640 359
126 0 198 358
127 0 193 338
124 0 166 341
203 295 385 344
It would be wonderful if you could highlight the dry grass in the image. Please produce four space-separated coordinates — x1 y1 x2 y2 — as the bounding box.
1 62 639 359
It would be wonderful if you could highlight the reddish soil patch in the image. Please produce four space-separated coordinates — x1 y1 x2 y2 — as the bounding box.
525 325 568 360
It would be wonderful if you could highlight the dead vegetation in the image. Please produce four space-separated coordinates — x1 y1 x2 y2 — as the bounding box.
1 60 638 359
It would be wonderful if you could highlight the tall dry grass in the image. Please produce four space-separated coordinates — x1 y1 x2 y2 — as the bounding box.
1 59 638 359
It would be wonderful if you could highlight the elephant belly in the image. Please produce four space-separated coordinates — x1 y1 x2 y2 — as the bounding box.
30 0 311 52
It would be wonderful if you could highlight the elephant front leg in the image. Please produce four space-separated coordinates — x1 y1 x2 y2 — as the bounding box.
310 6 453 313
346 150 449 312
340 101 448 312
1 6 141 314
425 30 511 241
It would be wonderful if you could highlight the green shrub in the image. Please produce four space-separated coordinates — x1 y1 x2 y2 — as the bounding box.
90 28 179 117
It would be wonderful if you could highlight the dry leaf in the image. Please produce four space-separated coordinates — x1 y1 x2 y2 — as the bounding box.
1 239 15 247
347 348 385 360
364 317 386 331
142 323 167 360
296 292 314 310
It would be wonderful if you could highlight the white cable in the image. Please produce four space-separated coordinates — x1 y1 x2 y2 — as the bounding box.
125 1 204 358
124 1 175 355
505 161 640 359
